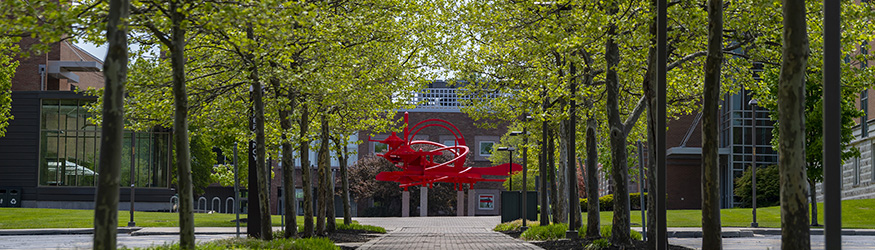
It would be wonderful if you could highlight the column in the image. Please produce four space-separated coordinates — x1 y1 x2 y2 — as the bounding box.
420 186 428 217
468 188 476 216
456 190 465 216
402 190 410 217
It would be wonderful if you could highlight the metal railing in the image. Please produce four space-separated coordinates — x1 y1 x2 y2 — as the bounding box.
402 88 501 112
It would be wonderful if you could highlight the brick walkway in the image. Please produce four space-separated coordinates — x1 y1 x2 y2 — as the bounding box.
354 216 542 250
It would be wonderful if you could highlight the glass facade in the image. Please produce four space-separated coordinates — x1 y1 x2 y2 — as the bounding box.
720 89 779 207
39 99 171 187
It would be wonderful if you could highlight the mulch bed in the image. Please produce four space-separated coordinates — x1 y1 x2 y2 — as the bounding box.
499 231 693 250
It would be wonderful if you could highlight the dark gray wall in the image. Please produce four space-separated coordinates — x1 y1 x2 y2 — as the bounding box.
0 91 174 204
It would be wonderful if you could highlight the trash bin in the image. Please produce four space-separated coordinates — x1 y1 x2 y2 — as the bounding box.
0 188 7 207
7 188 21 207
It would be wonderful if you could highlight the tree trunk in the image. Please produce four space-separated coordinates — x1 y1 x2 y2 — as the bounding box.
540 88 551 226
778 1 811 249
558 119 571 225
585 118 600 238
299 102 314 237
606 9 631 245
326 136 336 233
566 63 582 233
644 0 659 247
92 1 127 248
247 26 272 241
316 112 329 235
169 2 194 247
334 137 352 225
810 179 819 226
279 89 297 238
701 0 724 248
548 128 563 224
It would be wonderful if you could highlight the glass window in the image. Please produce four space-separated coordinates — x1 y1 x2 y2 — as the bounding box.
855 156 861 186
478 194 494 210
373 142 388 154
479 141 495 156
862 90 869 138
39 99 170 187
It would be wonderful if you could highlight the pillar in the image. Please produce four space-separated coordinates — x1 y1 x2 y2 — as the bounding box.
457 190 465 216
420 186 428 217
402 190 410 217
468 188 476 216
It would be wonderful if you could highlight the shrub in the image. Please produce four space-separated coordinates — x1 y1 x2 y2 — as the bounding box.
520 223 567 240
629 192 648 210
494 219 538 232
734 165 780 208
578 225 643 241
584 238 611 250
580 195 615 212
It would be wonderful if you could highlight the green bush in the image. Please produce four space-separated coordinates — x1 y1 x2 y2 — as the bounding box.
734 165 780 208
578 225 643 241
629 192 648 210
494 219 538 232
580 194 615 212
520 223 567 240
581 193 649 212
584 238 611 250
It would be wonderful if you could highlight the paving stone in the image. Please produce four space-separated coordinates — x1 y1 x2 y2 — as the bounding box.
354 216 542 250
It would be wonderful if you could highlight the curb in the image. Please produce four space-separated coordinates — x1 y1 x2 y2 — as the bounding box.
0 227 141 236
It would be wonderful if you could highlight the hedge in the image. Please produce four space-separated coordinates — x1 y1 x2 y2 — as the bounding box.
579 193 648 212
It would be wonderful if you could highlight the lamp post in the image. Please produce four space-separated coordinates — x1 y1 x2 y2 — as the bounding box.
749 98 759 228
128 131 136 227
510 125 528 229
497 147 517 190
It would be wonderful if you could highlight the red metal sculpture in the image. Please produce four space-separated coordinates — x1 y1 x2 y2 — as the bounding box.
370 112 522 191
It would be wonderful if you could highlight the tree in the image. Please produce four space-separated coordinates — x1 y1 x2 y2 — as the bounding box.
701 0 724 248
0 48 16 137
92 0 128 249
777 0 810 248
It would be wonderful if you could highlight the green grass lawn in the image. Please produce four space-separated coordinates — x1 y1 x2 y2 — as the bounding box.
0 208 344 229
581 198 875 229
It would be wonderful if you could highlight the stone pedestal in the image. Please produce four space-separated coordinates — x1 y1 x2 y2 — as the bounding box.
468 189 476 216
420 187 428 217
402 190 410 217
456 190 464 216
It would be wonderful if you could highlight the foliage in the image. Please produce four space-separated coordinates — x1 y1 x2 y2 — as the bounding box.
335 223 387 234
734 165 780 208
734 164 780 208
493 219 538 232
125 237 339 250
0 47 16 137
520 223 567 241
170 128 217 195
750 67 866 185
584 238 611 250
580 194 617 212
348 155 405 216
577 225 642 241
